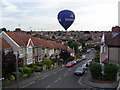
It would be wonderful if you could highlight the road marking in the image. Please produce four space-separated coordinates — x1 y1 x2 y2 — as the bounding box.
54 77 61 83
64 73 69 76
20 81 36 88
39 74 50 80
69 68 71 71
46 84 51 88
78 76 93 88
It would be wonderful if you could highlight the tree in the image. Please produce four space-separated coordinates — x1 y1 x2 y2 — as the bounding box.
2 51 16 78
2 28 7 32
59 50 70 63
67 40 79 53
42 59 52 69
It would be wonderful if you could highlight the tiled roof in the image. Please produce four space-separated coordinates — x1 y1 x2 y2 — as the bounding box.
107 34 120 47
5 32 73 50
0 37 11 48
104 33 112 44
6 32 31 46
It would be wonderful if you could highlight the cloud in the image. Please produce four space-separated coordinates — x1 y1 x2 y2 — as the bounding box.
1 0 119 31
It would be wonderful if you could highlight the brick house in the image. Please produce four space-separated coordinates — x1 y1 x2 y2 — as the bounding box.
100 26 120 66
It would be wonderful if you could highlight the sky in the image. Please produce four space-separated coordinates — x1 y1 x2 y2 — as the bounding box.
0 0 119 31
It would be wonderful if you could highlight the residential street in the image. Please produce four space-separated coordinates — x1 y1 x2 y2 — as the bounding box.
23 49 96 89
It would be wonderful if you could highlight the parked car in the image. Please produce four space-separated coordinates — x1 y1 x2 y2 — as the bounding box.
82 63 87 70
66 62 73 67
71 61 77 65
74 67 85 75
82 55 86 60
87 49 90 53
76 59 82 62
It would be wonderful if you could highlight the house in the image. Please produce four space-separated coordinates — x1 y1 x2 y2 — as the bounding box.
1 31 34 65
100 26 120 65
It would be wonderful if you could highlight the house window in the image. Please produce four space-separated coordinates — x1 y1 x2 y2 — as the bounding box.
20 48 23 54
27 46 32 53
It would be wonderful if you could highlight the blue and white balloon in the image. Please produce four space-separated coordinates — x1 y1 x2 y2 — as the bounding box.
58 10 75 30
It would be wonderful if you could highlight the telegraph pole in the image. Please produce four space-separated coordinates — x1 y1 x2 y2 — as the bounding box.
15 51 19 89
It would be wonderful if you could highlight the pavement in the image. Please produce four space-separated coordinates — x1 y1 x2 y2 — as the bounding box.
80 70 119 89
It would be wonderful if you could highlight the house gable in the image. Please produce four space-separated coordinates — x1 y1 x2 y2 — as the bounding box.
27 38 34 47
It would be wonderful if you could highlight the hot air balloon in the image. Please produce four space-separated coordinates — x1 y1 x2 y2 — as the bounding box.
58 10 75 31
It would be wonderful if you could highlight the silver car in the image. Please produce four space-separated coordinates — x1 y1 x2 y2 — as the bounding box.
74 67 85 75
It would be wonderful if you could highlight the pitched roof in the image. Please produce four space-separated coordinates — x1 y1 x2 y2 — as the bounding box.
0 37 11 48
6 32 31 46
107 34 120 47
104 33 112 44
5 32 73 50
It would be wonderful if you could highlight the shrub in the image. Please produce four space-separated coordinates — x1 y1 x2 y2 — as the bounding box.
9 75 15 80
89 62 118 81
42 59 52 69
32 66 42 72
18 67 24 73
18 72 23 79
23 74 28 78
30 67 35 73
27 63 36 67
23 67 32 76
35 63 43 67
104 63 118 81
89 62 102 80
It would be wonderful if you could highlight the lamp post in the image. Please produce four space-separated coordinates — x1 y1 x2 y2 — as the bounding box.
14 51 19 89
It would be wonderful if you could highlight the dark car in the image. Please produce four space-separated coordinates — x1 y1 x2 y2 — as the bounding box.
74 67 85 75
76 59 82 63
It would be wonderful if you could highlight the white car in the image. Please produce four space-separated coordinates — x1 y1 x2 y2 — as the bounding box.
82 63 87 70
82 55 86 60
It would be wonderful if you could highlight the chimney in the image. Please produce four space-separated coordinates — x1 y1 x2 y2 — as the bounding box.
112 26 120 32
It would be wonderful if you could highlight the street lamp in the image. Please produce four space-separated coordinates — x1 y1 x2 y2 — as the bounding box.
14 51 19 89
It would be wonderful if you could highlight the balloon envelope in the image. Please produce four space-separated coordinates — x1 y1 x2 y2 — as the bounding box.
58 10 75 30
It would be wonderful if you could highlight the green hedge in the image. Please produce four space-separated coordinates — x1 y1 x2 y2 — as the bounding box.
89 62 102 79
89 62 118 81
104 63 118 81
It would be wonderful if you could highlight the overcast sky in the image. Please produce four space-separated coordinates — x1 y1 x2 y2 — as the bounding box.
0 0 119 31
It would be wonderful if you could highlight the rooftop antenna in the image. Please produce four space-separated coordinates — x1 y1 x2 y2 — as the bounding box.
18 24 21 27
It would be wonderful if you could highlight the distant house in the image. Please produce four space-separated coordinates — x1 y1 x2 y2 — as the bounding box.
86 40 101 46
100 26 120 65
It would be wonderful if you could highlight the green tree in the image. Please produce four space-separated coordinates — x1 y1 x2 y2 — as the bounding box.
67 40 79 53
42 59 52 69
2 28 7 32
95 51 100 62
